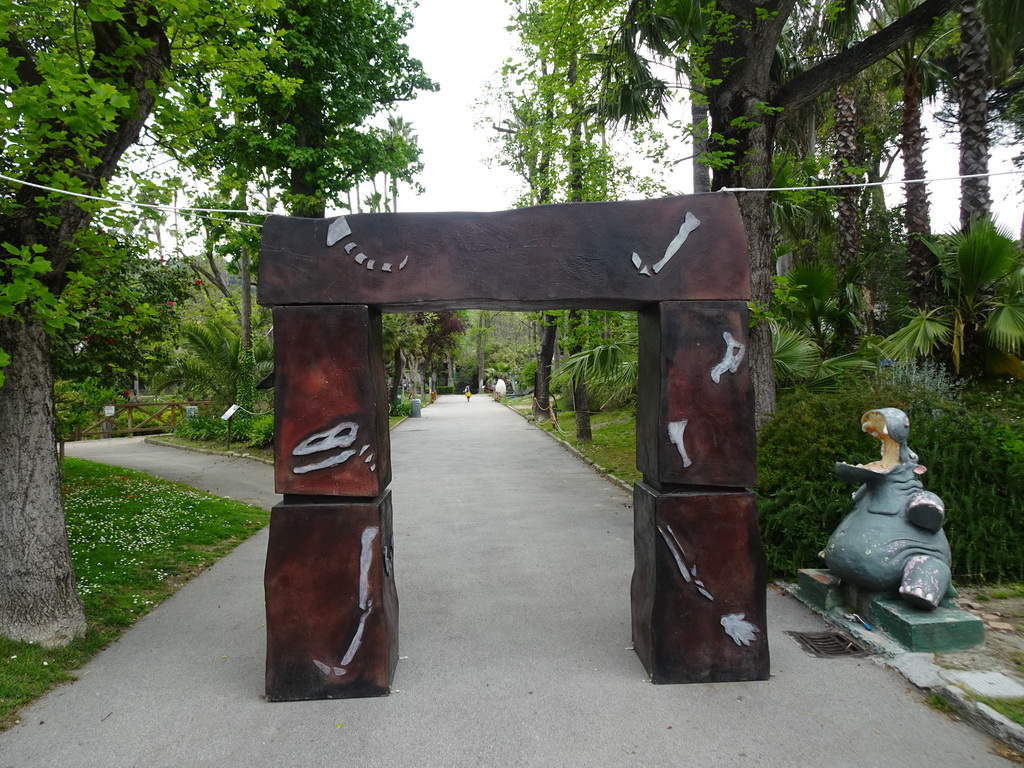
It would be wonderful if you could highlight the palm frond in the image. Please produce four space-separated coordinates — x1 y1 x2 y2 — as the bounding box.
880 309 952 360
945 218 1021 298
771 324 820 381
985 301 1024 357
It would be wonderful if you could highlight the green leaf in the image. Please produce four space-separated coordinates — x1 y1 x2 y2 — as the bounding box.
881 310 953 360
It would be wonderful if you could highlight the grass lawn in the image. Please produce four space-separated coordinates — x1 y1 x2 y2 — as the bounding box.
505 396 641 485
0 459 269 731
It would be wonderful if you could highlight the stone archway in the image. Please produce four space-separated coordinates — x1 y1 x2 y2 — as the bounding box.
257 193 769 700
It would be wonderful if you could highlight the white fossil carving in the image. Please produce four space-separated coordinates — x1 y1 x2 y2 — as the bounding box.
313 526 380 677
721 613 760 646
657 523 715 602
667 419 692 469
710 331 746 383
326 215 410 274
292 420 373 475
632 211 701 276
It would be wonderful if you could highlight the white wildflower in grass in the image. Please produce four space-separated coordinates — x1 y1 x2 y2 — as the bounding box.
60 459 269 621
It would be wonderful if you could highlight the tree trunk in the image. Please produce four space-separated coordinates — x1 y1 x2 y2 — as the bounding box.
709 89 779 429
833 82 863 349
0 314 86 646
901 64 937 309
388 347 404 409
691 95 712 194
533 313 558 421
833 84 862 276
735 189 778 430
958 1 992 229
567 309 592 442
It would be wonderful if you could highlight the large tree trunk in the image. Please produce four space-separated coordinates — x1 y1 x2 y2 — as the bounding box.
691 95 712 194
957 1 992 229
567 309 592 442
708 92 779 429
533 313 558 422
0 7 170 646
0 314 86 646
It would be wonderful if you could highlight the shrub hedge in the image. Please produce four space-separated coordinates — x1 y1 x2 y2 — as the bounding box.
174 413 274 448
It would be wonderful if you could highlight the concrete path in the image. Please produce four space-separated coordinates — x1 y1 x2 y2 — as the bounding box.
0 396 1011 767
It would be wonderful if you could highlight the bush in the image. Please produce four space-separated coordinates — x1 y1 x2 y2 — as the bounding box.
55 378 121 440
174 415 226 442
521 359 537 388
435 386 456 395
391 400 412 417
758 379 1024 582
242 414 275 448
174 412 275 448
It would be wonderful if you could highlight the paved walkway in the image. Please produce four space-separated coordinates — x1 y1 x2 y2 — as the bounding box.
0 396 1011 767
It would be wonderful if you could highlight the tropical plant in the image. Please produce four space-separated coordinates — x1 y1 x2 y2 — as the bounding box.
882 218 1024 375
770 323 877 391
552 338 639 409
153 320 273 410
597 0 962 426
954 0 1024 228
776 264 865 355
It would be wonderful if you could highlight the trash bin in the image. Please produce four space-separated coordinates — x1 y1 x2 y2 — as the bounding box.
410 398 422 418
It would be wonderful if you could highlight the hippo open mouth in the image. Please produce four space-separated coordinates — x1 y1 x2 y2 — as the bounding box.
860 409 903 472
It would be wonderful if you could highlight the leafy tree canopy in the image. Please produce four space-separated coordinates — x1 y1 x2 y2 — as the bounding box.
185 0 437 217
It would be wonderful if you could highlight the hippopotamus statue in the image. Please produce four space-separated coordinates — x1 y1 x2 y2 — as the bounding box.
823 408 952 610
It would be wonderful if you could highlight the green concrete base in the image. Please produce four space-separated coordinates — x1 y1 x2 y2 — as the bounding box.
797 569 984 653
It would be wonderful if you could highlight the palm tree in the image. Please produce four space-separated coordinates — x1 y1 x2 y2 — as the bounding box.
874 0 949 309
153 320 273 409
552 338 639 410
882 218 1024 375
956 0 1024 228
778 263 865 356
770 323 877 390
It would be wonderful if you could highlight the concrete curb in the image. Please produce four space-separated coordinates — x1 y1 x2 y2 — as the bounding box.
144 415 410 467
781 581 1024 753
144 436 275 465
502 401 633 494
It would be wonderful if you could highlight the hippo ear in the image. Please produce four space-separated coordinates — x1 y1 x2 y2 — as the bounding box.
914 465 927 475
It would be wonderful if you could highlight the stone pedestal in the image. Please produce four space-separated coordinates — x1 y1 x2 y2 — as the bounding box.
265 495 398 700
797 568 984 652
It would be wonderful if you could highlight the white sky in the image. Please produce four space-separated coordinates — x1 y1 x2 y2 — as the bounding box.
382 0 523 213
386 0 1023 235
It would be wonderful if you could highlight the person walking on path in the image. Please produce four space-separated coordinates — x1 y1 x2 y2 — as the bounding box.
464 385 471 402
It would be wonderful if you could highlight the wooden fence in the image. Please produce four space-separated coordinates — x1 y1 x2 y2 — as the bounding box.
70 401 210 441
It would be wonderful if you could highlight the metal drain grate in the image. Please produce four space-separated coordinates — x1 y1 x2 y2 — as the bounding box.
786 630 867 657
